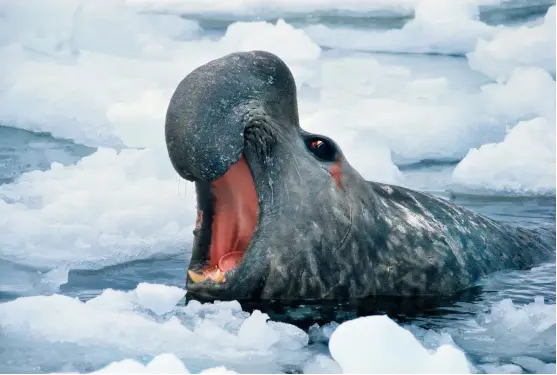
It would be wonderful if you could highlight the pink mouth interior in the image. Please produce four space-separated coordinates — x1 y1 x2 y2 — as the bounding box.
209 155 258 272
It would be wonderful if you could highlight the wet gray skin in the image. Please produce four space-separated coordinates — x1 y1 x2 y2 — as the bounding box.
165 51 554 302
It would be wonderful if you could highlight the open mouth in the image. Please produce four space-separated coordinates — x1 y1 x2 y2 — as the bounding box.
188 155 258 284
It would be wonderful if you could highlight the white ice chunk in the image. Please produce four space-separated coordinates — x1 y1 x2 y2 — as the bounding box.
306 0 495 55
452 117 555 196
303 354 342 374
512 356 556 374
304 109 404 183
93 353 190 373
468 6 556 81
0 0 201 58
237 310 281 350
480 67 556 124
145 353 191 373
480 297 556 343
329 315 471 373
0 13 319 149
0 284 311 373
540 363 557 374
127 0 501 19
302 55 518 166
135 283 186 316
479 363 524 373
2 0 547 170
0 148 196 270
199 366 238 374
220 19 320 63
94 358 150 374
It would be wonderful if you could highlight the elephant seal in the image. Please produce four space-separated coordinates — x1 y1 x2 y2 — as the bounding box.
165 50 554 302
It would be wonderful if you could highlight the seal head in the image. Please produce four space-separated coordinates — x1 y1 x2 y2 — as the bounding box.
166 51 553 302
166 51 360 301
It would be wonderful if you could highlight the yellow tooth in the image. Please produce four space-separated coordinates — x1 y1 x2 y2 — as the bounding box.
188 270 207 284
210 269 225 283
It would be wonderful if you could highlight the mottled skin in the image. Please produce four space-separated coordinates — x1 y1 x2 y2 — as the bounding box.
165 51 554 302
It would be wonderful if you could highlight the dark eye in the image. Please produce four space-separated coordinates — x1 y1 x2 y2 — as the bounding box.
304 136 337 162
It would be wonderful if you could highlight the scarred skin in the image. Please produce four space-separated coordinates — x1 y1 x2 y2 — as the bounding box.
165 50 554 302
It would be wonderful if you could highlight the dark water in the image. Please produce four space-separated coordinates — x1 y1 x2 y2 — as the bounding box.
0 125 94 185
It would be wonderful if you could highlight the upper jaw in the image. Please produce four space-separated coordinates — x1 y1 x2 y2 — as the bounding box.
186 149 262 290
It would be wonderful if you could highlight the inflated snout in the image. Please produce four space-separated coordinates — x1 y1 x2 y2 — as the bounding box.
164 63 249 182
165 101 245 181
165 50 300 181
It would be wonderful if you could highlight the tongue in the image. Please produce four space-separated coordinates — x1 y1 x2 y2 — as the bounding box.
209 156 258 270
218 251 244 272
